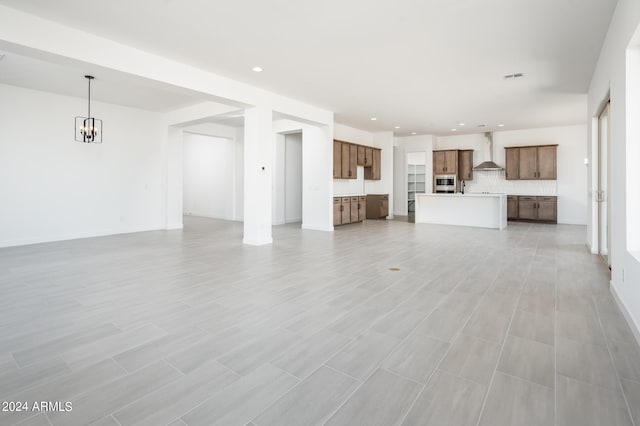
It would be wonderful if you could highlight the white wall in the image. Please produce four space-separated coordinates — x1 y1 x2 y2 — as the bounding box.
182 133 235 220
0 83 165 247
182 123 244 222
333 123 394 218
435 125 588 225
587 0 640 343
393 135 435 216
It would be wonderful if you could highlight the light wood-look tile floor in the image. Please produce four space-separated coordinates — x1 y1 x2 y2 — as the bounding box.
1 216 639 426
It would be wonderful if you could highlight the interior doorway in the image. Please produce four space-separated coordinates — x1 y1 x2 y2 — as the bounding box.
274 132 303 225
597 101 611 267
182 131 238 221
407 152 426 222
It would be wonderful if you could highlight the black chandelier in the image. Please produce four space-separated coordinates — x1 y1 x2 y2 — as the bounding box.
75 75 102 143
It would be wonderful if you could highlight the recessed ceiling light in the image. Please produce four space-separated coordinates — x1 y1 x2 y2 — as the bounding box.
458 122 465 126
498 124 505 127
252 66 263 73
411 132 417 135
451 128 457 132
370 117 377 121
394 126 400 129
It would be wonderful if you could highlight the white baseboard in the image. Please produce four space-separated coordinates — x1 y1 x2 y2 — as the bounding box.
242 236 273 246
166 223 184 230
301 223 334 232
610 279 640 347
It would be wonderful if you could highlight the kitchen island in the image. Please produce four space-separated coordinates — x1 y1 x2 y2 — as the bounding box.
415 193 507 230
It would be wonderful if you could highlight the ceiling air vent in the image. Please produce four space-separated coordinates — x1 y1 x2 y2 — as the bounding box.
504 73 524 80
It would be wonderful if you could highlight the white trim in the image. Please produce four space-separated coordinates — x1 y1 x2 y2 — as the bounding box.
611 279 640 347
166 223 184 230
301 224 334 232
242 236 273 246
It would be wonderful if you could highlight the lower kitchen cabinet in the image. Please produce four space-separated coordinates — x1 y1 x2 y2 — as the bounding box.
333 197 341 226
537 197 558 221
507 195 519 220
358 196 367 221
341 197 351 224
366 194 389 219
333 196 367 226
510 195 557 223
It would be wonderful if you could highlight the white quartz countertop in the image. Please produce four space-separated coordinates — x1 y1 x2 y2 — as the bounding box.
417 193 506 198
415 192 507 229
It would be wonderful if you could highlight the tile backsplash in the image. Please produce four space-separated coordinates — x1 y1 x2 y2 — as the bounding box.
463 170 557 196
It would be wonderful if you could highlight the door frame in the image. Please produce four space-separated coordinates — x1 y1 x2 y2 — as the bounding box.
595 99 611 267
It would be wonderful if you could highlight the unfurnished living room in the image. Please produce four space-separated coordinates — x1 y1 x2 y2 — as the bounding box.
1 1 640 425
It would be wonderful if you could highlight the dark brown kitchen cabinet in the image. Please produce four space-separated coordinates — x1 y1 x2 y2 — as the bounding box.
341 197 351 224
350 197 359 223
507 195 519 220
365 147 373 167
372 149 381 179
458 150 474 181
517 196 538 220
505 148 520 180
511 195 557 223
537 197 558 221
349 144 358 178
364 148 381 180
358 196 367 221
536 146 557 179
366 194 388 219
333 140 379 180
519 147 538 180
341 143 350 179
505 145 557 180
333 141 342 179
333 196 367 226
357 146 365 166
335 140 357 179
433 150 458 174
333 197 342 226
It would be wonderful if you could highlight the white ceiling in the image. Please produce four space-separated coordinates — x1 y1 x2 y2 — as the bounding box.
0 0 618 135
0 50 207 112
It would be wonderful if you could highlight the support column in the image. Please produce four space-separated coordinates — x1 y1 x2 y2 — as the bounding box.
243 106 273 245
301 125 334 232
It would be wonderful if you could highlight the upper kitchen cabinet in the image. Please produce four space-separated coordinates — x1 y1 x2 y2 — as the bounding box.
364 148 381 180
364 147 373 167
349 144 358 178
458 150 474 181
333 140 380 180
334 140 357 179
536 146 557 179
357 146 365 166
433 150 458 174
504 145 557 180
333 140 342 178
505 147 520 180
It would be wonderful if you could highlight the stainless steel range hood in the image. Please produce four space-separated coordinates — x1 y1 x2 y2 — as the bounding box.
473 132 504 171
